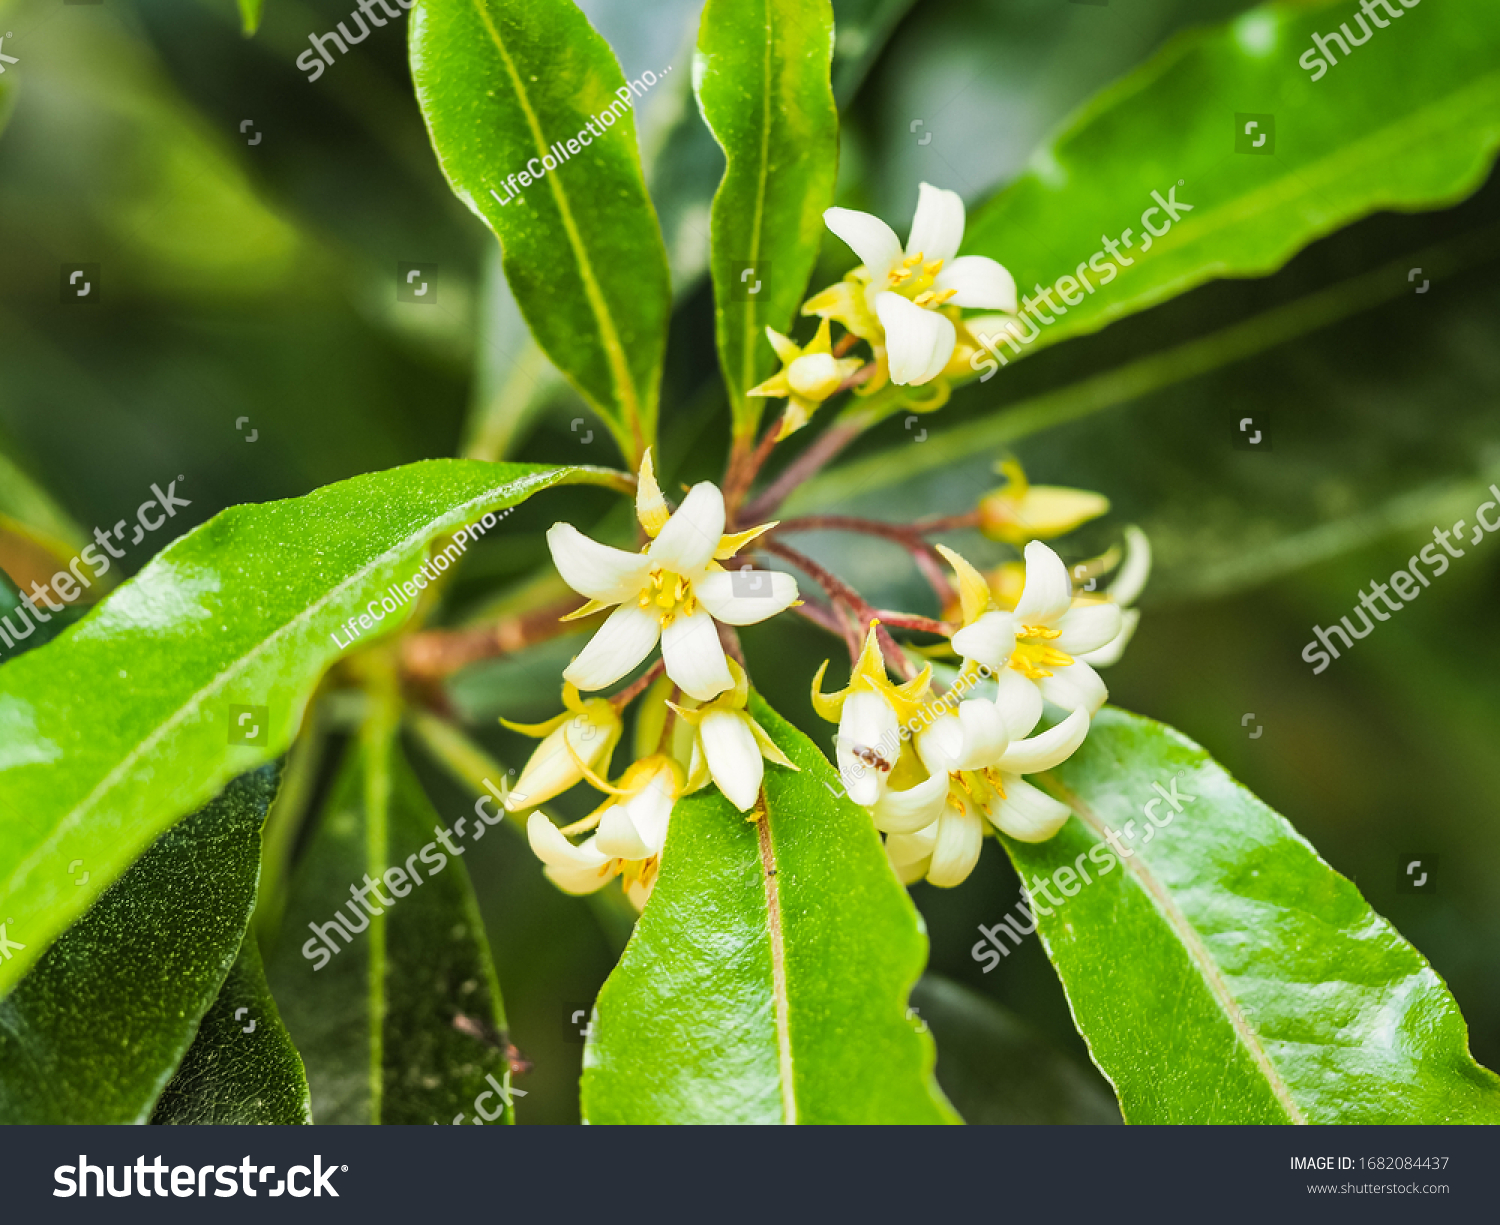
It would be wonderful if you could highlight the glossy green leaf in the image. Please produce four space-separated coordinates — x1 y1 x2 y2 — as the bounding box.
582 693 955 1124
150 933 311 1125
237 0 264 37
910 975 1120 1125
411 0 672 464
0 767 279 1124
1008 707 1500 1123
0 459 619 998
696 0 839 435
266 720 519 1124
961 0 1500 360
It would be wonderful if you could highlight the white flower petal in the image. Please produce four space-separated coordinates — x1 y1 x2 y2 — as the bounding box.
1054 601 1123 656
595 767 675 859
933 256 1017 312
824 206 904 278
837 690 898 807
1038 659 1108 715
648 482 725 576
661 606 734 701
507 725 581 812
906 183 965 265
886 821 938 877
951 609 1015 671
985 776 1072 843
875 293 957 386
1013 540 1073 625
699 710 763 812
952 698 1009 771
528 813 609 869
926 798 985 887
993 667 1043 739
871 769 948 834
546 523 652 604
694 568 798 626
915 711 964 776
997 707 1089 775
1077 608 1138 668
544 861 618 896
1110 526 1152 607
563 602 661 692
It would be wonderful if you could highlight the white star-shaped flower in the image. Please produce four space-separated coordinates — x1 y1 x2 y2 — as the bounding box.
946 540 1121 716
547 452 798 702
822 183 1017 386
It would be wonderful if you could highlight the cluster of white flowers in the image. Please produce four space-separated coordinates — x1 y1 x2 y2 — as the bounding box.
508 452 799 909
816 540 1138 888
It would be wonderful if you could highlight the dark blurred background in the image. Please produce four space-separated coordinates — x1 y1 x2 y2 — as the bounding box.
1 0 1495 1121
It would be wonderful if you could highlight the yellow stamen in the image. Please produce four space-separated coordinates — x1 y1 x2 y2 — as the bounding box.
1009 639 1074 680
1020 624 1062 640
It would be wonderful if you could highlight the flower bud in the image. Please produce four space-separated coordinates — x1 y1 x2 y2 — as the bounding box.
503 692 622 812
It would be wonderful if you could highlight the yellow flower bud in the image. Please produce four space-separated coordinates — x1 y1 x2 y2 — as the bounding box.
977 459 1109 545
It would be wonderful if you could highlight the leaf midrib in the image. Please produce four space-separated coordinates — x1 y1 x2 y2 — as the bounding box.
1040 773 1308 1124
1 469 572 949
736 0 775 408
467 0 645 455
755 807 795 1123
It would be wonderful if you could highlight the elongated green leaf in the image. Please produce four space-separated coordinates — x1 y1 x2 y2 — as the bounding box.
697 0 839 434
582 694 955 1124
267 722 519 1124
1009 707 1500 1123
0 459 618 998
961 1 1500 359
237 0 264 36
910 976 1120 1125
411 0 672 464
151 933 311 1124
0 767 278 1124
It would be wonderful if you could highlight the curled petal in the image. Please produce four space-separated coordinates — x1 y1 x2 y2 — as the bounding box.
951 698 1010 770
699 710 764 812
661 607 734 701
528 815 617 894
1078 608 1138 668
1013 540 1073 625
915 711 964 776
951 609 1015 671
824 206 904 278
875 293 956 386
562 603 661 692
985 776 1072 843
546 523 652 604
1054 601 1123 656
926 798 985 888
695 568 799 626
649 482 726 576
993 667 1043 740
906 183 965 265
933 255 1017 312
595 766 676 859
871 769 948 834
996 707 1089 775
1110 526 1153 607
1037 659 1108 716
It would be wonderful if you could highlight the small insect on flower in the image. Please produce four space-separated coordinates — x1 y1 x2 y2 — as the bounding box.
546 450 798 702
